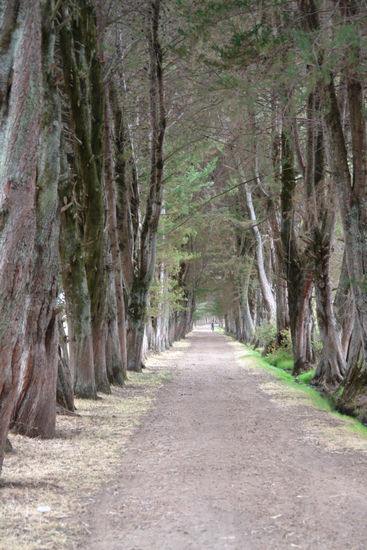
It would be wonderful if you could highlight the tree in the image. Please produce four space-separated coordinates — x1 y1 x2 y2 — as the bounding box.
60 0 110 392
297 0 367 412
12 0 62 436
112 0 167 371
0 0 42 471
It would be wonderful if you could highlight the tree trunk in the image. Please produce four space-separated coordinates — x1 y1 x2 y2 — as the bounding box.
113 0 166 372
312 231 346 388
242 182 276 320
105 89 127 376
59 152 96 399
268 206 289 345
303 90 346 389
105 252 125 385
334 250 354 357
320 55 367 411
345 322 362 375
0 0 41 470
126 281 151 371
60 0 109 393
12 3 61 437
298 0 367 415
239 258 255 343
57 317 75 412
270 94 290 345
280 128 314 374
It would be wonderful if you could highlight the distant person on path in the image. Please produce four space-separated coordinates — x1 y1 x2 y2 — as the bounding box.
211 322 214 332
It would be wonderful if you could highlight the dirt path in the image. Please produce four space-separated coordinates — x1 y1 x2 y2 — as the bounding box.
86 328 367 550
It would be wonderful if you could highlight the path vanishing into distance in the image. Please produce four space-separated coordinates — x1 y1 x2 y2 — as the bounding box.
86 327 367 550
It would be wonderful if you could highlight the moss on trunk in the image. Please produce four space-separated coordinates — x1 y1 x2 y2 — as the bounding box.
60 1 109 393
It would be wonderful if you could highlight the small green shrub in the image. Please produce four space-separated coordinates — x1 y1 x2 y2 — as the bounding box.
253 323 277 353
254 324 293 356
278 328 292 353
242 353 294 382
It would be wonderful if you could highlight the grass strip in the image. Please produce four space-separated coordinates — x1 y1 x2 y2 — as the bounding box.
241 347 367 438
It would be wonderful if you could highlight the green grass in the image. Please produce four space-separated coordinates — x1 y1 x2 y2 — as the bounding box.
265 356 294 371
344 415 367 436
241 348 367 437
263 350 294 371
277 358 294 370
296 369 316 385
252 356 294 383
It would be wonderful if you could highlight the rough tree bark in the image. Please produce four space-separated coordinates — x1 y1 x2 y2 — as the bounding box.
303 92 346 389
57 317 75 412
280 127 314 375
104 89 127 380
242 183 276 320
113 0 166 371
0 0 42 470
150 260 170 352
232 232 255 343
270 96 290 345
105 248 125 385
173 257 196 342
59 151 97 399
247 109 277 322
12 1 61 437
298 0 367 415
334 251 355 359
238 256 255 343
60 0 109 392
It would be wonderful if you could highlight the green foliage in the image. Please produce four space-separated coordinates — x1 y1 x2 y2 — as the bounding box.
162 155 217 232
278 329 292 353
147 273 186 319
263 327 294 371
241 350 367 435
253 322 277 348
193 300 217 320
254 323 292 358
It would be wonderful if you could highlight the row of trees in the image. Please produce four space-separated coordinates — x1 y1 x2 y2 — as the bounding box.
0 0 199 474
180 0 367 419
1 0 367 477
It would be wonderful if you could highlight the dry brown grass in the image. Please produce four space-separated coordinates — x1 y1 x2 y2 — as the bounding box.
0 340 187 550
